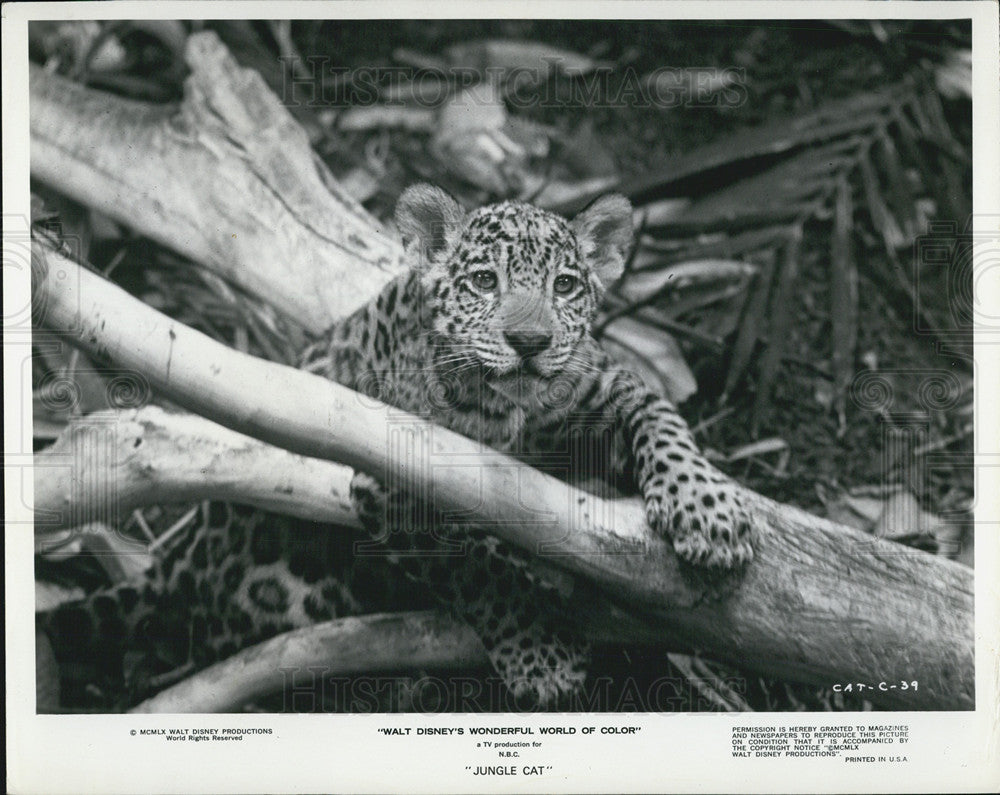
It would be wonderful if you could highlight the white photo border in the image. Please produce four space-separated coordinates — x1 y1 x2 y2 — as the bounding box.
4 2 999 792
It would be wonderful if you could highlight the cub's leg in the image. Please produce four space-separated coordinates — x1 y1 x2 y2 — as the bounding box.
349 471 589 709
594 372 754 569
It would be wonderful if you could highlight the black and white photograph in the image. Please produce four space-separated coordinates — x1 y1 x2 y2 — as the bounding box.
5 1 999 792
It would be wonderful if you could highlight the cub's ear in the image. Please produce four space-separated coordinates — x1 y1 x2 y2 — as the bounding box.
571 194 634 289
395 184 465 266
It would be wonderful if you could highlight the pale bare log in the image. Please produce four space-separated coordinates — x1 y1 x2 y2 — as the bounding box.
30 402 667 654
29 31 404 333
33 245 974 710
33 406 360 539
129 611 485 713
29 404 680 654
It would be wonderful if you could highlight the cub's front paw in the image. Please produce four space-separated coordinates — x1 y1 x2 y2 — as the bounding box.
645 479 753 569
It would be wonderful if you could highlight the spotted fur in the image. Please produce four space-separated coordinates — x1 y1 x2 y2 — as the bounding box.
39 507 427 709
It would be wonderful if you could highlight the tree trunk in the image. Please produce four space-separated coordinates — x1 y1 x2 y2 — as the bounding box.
129 611 485 714
32 406 360 543
29 31 404 334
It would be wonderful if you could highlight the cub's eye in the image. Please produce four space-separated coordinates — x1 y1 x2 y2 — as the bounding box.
470 270 498 291
553 274 578 294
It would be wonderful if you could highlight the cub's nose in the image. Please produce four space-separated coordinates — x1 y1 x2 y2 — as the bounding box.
504 330 552 358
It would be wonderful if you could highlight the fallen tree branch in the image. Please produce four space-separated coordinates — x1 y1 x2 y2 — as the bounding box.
33 406 361 541
31 404 680 654
33 244 975 710
129 611 485 713
29 31 404 333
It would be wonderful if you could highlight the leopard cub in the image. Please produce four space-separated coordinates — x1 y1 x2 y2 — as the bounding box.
302 184 753 705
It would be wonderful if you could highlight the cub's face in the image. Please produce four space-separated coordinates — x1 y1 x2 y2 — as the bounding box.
395 186 633 383
435 203 601 377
